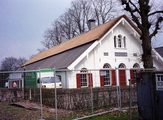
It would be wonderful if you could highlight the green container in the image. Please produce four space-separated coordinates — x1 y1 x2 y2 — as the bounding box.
24 69 54 88
25 72 37 88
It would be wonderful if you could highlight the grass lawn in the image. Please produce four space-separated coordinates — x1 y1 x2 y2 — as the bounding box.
0 102 139 120
59 108 139 120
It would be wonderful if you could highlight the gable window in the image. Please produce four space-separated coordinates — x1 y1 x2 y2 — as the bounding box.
118 35 122 48
114 36 117 47
123 36 126 48
76 68 93 88
114 35 126 48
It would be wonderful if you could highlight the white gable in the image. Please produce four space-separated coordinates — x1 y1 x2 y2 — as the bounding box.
68 17 143 70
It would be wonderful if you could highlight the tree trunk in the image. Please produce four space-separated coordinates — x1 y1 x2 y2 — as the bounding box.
140 5 153 69
141 35 153 68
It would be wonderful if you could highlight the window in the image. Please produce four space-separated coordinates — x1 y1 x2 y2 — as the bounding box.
119 63 126 69
80 68 88 87
76 68 93 88
114 36 116 47
56 75 61 82
103 64 111 85
133 63 140 80
104 52 109 56
130 63 140 84
118 63 126 86
118 35 122 47
100 64 117 86
114 34 126 48
123 36 126 48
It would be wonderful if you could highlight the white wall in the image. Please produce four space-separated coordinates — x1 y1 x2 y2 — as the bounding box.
71 23 144 87
66 22 163 88
56 71 67 88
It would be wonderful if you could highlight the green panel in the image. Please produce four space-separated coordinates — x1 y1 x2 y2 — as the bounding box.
40 69 54 72
25 72 37 88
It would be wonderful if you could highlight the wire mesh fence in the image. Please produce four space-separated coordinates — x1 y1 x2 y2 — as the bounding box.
0 68 159 119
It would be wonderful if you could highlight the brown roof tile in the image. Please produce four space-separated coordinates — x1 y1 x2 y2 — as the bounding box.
22 15 141 66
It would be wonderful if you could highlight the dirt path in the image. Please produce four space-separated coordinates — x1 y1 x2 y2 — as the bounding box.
12 101 73 114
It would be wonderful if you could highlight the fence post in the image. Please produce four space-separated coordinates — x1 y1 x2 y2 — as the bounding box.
90 70 93 115
118 68 121 110
129 79 132 120
115 67 119 109
39 68 43 120
29 89 31 100
54 67 57 120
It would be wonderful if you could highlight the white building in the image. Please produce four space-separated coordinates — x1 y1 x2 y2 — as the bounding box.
18 15 163 89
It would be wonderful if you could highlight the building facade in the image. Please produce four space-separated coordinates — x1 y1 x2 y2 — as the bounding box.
18 15 163 89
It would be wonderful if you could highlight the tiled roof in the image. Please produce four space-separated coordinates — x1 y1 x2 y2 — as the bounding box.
18 42 93 70
22 15 141 66
155 47 163 57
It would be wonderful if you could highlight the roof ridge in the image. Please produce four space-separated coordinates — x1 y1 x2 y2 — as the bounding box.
22 15 140 67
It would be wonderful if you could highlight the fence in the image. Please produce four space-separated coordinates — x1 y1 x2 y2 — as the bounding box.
0 68 159 120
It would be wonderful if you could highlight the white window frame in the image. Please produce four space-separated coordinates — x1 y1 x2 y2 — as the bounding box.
119 63 126 69
80 68 88 87
118 35 122 48
114 34 127 49
133 63 140 80
103 63 111 86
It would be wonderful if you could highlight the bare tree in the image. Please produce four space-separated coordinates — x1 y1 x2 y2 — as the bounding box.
58 10 78 39
120 0 163 68
40 0 122 50
1 57 27 71
92 0 121 26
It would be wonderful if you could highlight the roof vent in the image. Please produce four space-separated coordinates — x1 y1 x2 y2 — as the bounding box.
88 19 96 30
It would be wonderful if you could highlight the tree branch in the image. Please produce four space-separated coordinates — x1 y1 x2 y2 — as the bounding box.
148 10 163 17
128 0 140 14
150 17 163 39
121 0 143 31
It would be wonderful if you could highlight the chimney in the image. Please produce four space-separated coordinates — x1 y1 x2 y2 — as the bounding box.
60 36 67 43
88 19 96 30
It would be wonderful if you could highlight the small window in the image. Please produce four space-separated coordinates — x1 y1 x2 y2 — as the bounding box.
133 53 137 56
114 36 116 47
118 35 122 48
104 52 109 56
123 36 126 48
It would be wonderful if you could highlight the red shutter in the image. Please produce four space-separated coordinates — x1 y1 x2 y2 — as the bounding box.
76 74 81 88
88 73 93 87
140 68 144 71
119 70 126 86
130 70 134 84
112 70 116 86
100 70 104 87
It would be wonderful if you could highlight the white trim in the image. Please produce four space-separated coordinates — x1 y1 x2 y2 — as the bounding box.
152 48 163 64
68 17 144 70
68 41 99 70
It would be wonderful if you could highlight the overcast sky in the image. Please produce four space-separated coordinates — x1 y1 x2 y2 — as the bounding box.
0 0 72 64
0 0 163 66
